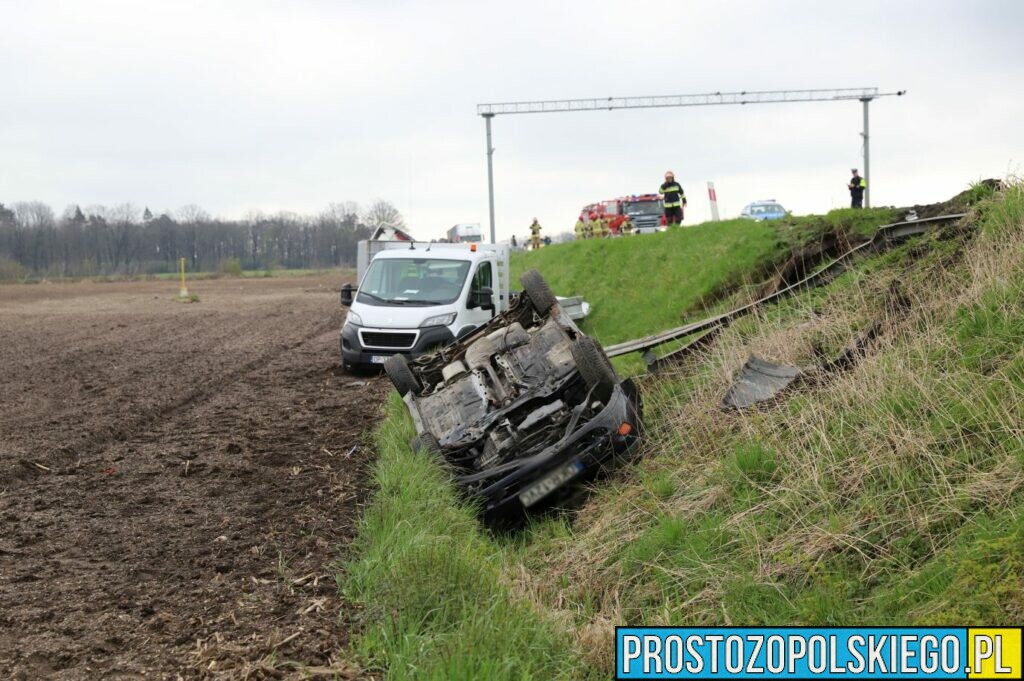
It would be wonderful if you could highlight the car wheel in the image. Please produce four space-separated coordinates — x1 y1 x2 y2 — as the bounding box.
411 433 440 453
571 336 617 401
520 269 557 316
384 354 420 396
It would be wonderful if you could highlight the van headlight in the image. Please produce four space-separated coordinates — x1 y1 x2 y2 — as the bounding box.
345 310 363 326
421 312 456 328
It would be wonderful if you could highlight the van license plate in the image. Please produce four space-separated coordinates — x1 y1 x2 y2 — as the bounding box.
369 355 388 364
519 460 584 507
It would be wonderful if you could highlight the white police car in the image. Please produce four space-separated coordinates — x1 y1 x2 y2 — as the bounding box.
740 200 788 221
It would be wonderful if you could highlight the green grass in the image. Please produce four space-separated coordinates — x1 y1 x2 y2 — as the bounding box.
343 395 584 680
511 219 788 347
511 210 902 374
340 187 1024 677
531 186 1024 640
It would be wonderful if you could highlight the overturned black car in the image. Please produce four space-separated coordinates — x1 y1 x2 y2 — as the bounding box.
383 269 642 526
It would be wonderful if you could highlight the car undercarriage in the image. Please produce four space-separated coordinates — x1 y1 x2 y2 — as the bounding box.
383 269 642 526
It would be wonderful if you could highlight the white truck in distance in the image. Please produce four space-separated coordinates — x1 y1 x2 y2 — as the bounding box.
339 241 510 371
446 223 483 243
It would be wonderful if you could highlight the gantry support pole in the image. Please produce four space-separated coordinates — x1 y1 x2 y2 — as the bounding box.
861 97 872 208
484 114 496 244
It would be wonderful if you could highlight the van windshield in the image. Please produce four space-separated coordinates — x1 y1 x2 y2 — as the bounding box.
358 258 471 306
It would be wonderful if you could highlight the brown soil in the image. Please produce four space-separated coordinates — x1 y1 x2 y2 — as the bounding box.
0 276 386 679
754 229 860 298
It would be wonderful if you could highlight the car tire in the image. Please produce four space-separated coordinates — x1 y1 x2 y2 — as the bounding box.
520 269 557 316
571 336 617 401
411 433 440 454
384 354 420 396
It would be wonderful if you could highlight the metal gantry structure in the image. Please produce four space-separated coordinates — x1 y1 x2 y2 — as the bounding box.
477 87 906 242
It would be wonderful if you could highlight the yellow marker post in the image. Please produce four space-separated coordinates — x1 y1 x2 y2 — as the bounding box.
179 257 189 298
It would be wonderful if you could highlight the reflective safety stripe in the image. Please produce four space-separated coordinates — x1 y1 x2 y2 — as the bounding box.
664 201 682 208
860 179 867 188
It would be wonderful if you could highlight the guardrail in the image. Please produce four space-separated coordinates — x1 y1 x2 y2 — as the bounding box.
604 213 968 371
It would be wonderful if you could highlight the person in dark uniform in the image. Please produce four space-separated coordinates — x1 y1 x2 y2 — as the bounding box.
660 171 687 225
848 168 867 208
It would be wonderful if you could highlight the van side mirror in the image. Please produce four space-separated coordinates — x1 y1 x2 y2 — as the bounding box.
340 283 355 307
469 287 494 311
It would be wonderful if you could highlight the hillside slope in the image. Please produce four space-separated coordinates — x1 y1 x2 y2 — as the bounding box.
342 184 1017 679
518 183 1021 669
510 208 901 351
510 219 784 346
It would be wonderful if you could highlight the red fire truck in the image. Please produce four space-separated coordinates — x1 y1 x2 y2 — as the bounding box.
580 194 664 234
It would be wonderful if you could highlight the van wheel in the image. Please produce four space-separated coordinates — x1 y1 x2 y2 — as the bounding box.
384 354 420 396
571 336 617 401
520 269 556 315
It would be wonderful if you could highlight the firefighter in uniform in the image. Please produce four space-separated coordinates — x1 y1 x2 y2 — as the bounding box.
594 215 607 238
621 216 634 235
574 216 585 240
660 170 687 226
529 218 542 250
848 169 867 209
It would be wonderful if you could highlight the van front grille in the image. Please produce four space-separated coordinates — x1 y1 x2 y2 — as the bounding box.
361 331 417 349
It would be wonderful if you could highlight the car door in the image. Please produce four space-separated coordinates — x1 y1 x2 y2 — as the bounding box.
462 260 495 332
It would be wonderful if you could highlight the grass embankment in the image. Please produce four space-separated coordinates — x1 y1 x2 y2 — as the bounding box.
510 219 784 346
341 190 1018 678
343 395 583 679
510 209 898 346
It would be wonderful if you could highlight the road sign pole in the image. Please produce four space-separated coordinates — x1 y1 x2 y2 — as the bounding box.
484 114 496 244
861 97 871 208
707 181 720 221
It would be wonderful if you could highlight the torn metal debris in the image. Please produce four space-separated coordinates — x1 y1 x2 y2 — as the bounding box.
721 356 804 410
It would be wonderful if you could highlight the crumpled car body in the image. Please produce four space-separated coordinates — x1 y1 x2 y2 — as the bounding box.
384 270 642 526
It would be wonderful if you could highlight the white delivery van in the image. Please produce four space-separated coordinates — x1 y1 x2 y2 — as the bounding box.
339 241 510 370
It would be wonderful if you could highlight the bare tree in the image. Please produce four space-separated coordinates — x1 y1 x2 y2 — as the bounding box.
362 200 405 232
13 202 57 272
176 204 210 269
324 201 360 224
0 198 400 276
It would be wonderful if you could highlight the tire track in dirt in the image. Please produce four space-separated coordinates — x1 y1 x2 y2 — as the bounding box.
35 315 339 484
0 277 387 679
2 282 345 486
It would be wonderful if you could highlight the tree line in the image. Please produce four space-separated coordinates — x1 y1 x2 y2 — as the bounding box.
0 199 406 279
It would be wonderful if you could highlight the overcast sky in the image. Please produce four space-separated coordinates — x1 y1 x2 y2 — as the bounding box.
3 0 1022 241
